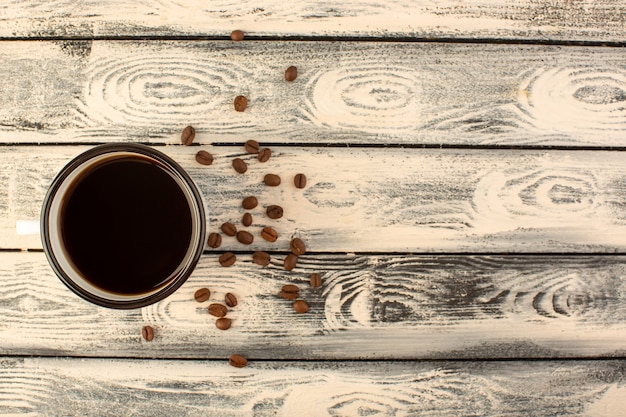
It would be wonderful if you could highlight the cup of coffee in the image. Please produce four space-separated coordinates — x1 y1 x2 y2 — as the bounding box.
41 143 206 309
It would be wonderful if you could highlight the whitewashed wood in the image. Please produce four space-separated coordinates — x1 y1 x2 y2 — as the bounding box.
3 145 626 252
1 41 626 146
0 356 624 416
0 0 625 42
1 251 625 359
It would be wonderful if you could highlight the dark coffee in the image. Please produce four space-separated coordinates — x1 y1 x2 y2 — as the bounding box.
61 156 193 296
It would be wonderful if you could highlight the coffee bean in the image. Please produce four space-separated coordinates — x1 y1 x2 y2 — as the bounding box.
195 150 213 165
242 212 253 227
229 354 248 368
141 325 154 341
234 95 248 112
242 196 258 210
232 158 247 173
290 238 306 256
310 273 322 288
261 227 278 242
221 222 237 237
216 317 232 330
285 65 298 82
244 139 260 154
219 252 236 267
294 173 307 189
181 125 195 146
258 148 271 163
293 300 309 314
194 288 211 302
253 251 271 266
208 303 228 318
284 253 298 271
237 230 254 245
207 232 222 248
264 174 281 187
266 205 283 219
280 284 299 300
230 30 244 41
225 292 238 307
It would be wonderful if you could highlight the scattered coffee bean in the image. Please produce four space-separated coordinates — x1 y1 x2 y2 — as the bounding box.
310 273 322 288
280 284 299 300
284 253 298 271
266 205 283 219
237 230 254 245
232 158 247 173
285 65 298 82
264 174 281 186
293 300 309 314
216 317 232 330
221 222 237 237
242 212 253 227
225 292 238 307
242 196 258 210
208 303 228 318
207 232 222 248
261 227 278 242
194 288 211 302
229 354 248 368
244 139 260 154
294 173 307 189
195 150 213 165
219 252 237 267
181 125 195 146
234 95 248 112
230 30 244 41
258 148 271 163
141 325 154 341
253 251 271 266
290 237 306 256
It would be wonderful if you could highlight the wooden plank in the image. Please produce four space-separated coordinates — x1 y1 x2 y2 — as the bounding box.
4 145 626 252
1 251 625 359
0 0 625 42
0 356 624 416
1 41 626 146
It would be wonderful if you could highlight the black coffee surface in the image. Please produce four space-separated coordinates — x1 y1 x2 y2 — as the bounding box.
61 157 193 295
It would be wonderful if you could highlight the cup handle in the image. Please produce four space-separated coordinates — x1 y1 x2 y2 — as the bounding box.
16 220 40 236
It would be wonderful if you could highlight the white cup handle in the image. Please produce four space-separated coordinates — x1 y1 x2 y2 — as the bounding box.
16 220 40 236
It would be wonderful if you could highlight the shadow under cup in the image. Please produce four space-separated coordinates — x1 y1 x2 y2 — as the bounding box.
41 144 206 309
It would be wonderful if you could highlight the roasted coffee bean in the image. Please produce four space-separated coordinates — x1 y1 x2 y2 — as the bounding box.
242 212 253 227
264 174 281 187
242 196 258 210
216 317 232 330
310 273 322 288
141 325 154 341
207 232 222 248
293 300 309 314
195 150 213 165
253 251 271 266
284 253 298 271
221 222 237 237
229 354 248 368
208 303 228 318
261 227 278 242
230 30 244 41
266 205 283 219
294 173 307 189
244 139 260 154
258 148 271 163
225 292 238 307
194 288 211 302
181 125 195 146
234 95 248 112
280 284 299 300
219 252 236 267
290 238 306 256
285 65 298 82
237 230 254 245
232 158 247 173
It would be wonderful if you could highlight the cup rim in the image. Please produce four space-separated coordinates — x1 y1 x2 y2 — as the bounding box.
41 143 206 309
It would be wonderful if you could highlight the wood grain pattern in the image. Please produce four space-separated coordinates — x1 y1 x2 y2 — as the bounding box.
1 41 626 146
1 252 625 359
0 0 625 42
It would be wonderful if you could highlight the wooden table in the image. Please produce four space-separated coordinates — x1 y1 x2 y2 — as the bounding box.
1 1 626 415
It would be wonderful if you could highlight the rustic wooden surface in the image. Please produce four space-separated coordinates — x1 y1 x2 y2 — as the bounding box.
1 1 626 415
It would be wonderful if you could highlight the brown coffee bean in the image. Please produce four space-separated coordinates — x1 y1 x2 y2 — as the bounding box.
264 174 281 187
230 30 244 41
266 205 283 219
242 212 253 227
261 227 278 242
225 292 238 307
181 125 195 146
221 222 237 237
258 148 271 163
285 65 298 82
207 232 222 248
229 354 247 368
284 253 298 271
253 251 271 266
280 284 299 300
294 173 307 189
219 252 236 267
244 139 260 154
141 325 154 341
232 158 247 173
216 317 232 330
234 95 248 112
237 230 254 245
194 288 211 302
195 150 213 165
310 273 322 288
293 300 309 314
290 237 306 256
208 303 228 318
242 196 258 210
